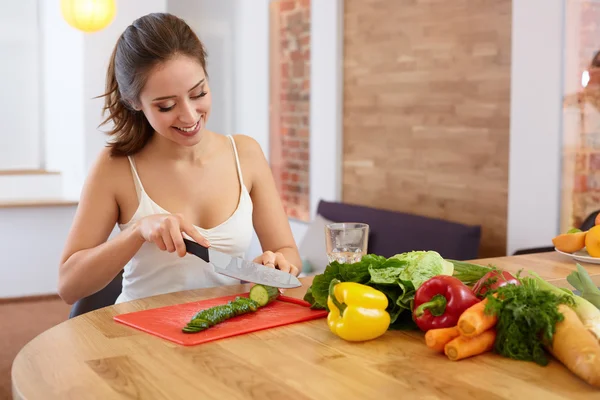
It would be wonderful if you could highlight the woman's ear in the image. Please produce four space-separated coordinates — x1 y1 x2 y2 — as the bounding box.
121 98 141 111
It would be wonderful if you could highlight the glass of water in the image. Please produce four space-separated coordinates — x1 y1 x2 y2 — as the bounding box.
325 222 369 264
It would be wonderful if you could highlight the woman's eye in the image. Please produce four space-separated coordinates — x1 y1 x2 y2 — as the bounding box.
156 92 206 112
158 104 175 112
191 91 207 100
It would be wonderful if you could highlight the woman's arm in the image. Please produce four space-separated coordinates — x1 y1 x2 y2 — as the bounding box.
236 135 302 273
57 148 145 304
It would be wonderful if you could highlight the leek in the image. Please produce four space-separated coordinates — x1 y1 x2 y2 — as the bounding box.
567 263 600 309
529 272 600 340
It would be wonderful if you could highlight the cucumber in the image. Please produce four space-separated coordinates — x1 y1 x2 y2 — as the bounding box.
182 286 280 334
249 284 279 307
182 296 260 334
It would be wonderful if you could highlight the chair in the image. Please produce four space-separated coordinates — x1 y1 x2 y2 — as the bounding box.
580 210 600 232
513 246 554 255
68 270 123 318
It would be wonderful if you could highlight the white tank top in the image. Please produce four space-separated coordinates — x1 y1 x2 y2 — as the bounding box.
115 135 254 304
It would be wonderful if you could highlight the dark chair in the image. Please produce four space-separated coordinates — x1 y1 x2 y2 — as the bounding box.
68 270 123 318
513 246 554 255
580 210 600 232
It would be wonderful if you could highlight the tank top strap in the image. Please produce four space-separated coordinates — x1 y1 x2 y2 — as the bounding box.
126 156 145 200
227 135 244 188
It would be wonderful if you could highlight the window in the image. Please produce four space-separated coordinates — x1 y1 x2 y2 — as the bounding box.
0 1 42 170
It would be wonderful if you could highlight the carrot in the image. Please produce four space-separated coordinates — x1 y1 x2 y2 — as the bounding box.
546 304 600 388
444 329 496 361
425 326 461 353
457 297 498 337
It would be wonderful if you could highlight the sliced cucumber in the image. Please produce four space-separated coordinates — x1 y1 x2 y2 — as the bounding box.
249 284 279 307
182 296 260 334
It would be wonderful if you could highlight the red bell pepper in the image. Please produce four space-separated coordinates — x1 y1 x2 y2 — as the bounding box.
412 275 480 332
472 270 520 299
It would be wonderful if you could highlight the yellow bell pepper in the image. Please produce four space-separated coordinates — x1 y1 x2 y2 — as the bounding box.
327 279 391 341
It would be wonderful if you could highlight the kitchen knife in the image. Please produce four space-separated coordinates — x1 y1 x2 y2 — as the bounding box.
183 238 302 289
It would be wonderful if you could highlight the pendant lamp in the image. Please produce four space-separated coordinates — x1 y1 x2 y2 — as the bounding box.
60 0 116 33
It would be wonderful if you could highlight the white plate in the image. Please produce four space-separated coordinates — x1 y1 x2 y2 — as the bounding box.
554 247 600 264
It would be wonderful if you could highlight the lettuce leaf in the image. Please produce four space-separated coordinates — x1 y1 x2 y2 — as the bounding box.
393 251 454 289
306 254 383 309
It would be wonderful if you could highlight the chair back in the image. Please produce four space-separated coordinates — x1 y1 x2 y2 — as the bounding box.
580 210 600 232
68 271 123 318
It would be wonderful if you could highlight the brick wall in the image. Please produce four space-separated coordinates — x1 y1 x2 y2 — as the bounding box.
269 0 311 221
342 0 512 257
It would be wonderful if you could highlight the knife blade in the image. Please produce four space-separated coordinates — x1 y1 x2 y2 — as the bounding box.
183 238 302 289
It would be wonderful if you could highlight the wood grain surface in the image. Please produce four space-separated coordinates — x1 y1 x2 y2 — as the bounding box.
11 252 600 399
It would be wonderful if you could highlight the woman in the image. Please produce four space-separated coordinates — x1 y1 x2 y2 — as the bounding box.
57 13 301 305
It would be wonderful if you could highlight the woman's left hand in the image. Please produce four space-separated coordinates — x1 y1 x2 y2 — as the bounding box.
253 251 300 276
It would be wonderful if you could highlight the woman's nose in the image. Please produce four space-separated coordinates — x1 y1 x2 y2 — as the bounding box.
178 99 197 124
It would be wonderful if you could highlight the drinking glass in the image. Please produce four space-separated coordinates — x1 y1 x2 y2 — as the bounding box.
325 223 369 264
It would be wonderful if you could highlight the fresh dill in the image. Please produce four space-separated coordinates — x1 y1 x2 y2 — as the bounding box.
484 278 575 366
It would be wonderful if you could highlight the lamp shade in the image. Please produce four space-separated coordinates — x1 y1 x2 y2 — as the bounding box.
60 0 116 33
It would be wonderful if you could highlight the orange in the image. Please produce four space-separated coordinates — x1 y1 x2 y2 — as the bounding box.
552 231 587 253
585 225 600 257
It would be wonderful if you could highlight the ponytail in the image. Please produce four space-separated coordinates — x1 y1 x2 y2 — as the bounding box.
97 43 153 157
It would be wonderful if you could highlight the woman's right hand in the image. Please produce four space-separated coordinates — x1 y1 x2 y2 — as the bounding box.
135 213 210 257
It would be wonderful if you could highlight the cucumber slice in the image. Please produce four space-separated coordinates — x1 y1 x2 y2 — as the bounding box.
249 284 279 307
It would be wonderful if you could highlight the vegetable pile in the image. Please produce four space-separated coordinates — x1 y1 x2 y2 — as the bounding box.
304 251 488 327
304 250 600 388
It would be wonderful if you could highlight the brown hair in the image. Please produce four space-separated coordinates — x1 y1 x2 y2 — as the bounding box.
98 13 208 156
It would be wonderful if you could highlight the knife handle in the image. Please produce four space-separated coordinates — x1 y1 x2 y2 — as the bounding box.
183 238 210 263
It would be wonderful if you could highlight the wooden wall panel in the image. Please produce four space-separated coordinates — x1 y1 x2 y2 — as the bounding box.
342 0 512 257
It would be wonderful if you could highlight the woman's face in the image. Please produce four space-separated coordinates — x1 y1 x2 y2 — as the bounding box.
137 55 211 146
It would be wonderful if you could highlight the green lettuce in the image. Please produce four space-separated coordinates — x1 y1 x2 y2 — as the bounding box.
393 251 454 289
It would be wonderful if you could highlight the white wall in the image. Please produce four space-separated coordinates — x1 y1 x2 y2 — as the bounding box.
0 1 42 170
507 0 565 255
40 0 85 199
0 206 77 298
308 0 344 219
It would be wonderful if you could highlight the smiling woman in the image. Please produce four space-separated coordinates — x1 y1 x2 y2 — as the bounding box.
56 12 302 307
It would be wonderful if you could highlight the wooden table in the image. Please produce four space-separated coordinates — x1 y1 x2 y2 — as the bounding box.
11 252 600 399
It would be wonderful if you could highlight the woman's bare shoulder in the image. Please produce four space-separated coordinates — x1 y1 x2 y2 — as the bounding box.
85 146 134 193
89 146 129 176
230 134 265 158
228 134 271 191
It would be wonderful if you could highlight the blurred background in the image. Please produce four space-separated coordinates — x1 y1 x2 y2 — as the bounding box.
0 0 598 299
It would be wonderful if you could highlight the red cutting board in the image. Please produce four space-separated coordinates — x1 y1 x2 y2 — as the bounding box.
113 293 328 346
